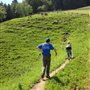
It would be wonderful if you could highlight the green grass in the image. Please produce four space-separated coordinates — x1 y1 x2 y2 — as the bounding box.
0 11 90 90
45 12 90 90
65 9 90 14
77 6 90 10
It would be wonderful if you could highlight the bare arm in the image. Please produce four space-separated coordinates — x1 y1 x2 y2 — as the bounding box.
54 48 57 56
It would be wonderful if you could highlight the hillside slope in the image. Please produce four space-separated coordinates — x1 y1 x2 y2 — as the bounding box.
0 12 90 90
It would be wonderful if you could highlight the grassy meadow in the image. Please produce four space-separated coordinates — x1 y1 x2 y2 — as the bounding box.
0 10 90 90
45 11 90 90
65 8 90 14
66 10 90 14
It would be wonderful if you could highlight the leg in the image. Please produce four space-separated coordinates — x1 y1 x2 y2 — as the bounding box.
67 50 71 60
41 56 46 78
46 56 51 78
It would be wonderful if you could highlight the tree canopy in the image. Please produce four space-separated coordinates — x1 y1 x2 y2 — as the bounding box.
0 0 90 22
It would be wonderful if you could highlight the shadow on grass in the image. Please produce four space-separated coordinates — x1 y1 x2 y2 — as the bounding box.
18 83 23 90
51 76 64 86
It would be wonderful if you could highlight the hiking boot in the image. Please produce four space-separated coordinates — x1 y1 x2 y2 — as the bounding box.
68 57 70 60
46 76 51 79
41 75 44 79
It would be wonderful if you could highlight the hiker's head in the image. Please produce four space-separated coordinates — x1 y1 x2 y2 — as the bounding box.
46 38 50 43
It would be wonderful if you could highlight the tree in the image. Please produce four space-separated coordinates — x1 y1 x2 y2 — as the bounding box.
16 2 33 17
42 0 54 11
52 0 63 10
38 5 47 11
85 0 90 6
0 6 6 22
37 0 52 12
11 0 18 18
24 0 43 13
0 1 4 6
12 0 18 3
6 4 14 20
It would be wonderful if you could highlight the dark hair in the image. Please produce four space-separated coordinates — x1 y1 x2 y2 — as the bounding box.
46 38 50 43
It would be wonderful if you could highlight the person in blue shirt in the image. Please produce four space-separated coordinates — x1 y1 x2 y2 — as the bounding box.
37 38 57 79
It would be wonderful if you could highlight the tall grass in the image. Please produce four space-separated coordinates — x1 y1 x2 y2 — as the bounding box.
45 12 90 90
0 11 89 90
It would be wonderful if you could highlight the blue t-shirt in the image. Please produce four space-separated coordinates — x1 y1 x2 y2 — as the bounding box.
38 43 54 56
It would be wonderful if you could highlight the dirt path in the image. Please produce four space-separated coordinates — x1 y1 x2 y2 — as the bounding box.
31 12 90 90
31 59 69 90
